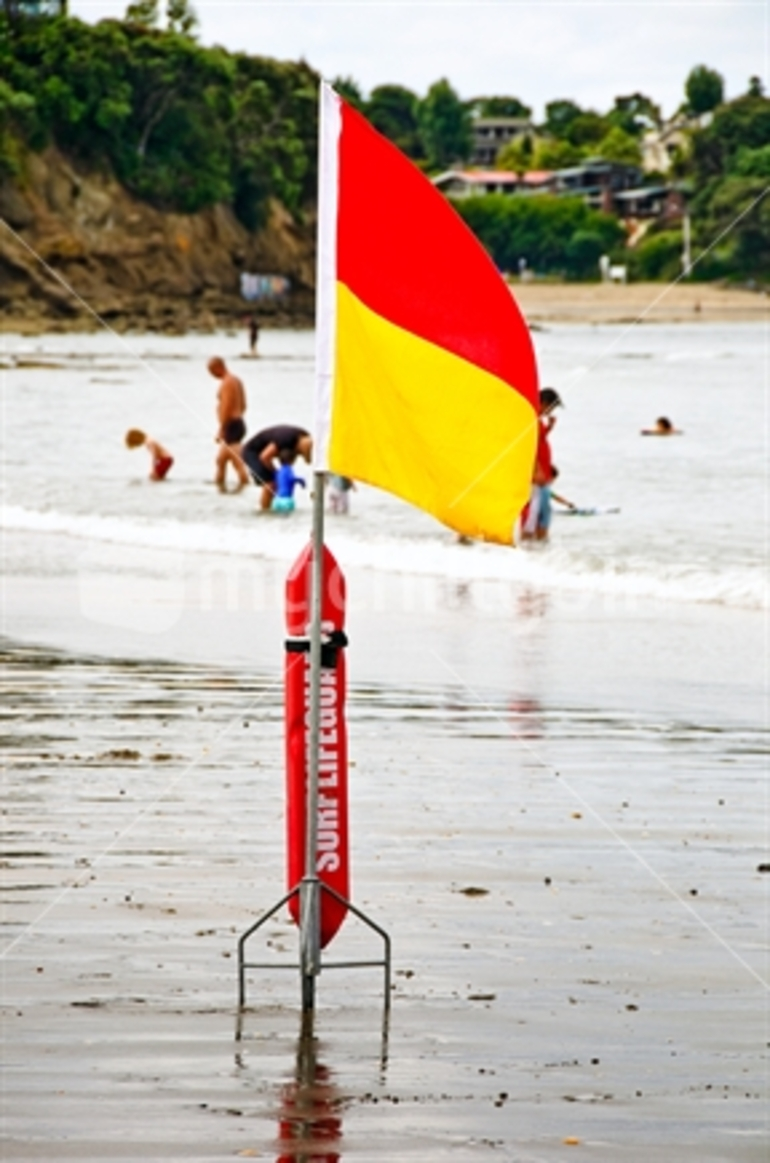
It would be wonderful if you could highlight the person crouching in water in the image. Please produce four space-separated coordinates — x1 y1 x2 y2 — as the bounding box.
125 429 174 481
271 451 306 513
520 387 562 542
241 424 312 510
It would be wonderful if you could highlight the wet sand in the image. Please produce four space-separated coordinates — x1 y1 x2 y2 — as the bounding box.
2 539 768 1161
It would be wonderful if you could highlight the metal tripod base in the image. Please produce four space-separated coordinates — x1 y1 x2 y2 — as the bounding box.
237 880 391 1013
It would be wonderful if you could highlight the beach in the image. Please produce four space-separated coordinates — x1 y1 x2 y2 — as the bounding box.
1 281 768 335
512 281 770 325
1 323 768 1160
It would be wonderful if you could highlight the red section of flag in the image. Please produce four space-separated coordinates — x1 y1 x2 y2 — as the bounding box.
336 101 538 409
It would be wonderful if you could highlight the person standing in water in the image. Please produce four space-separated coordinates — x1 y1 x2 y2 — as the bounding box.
328 474 355 514
520 387 563 542
247 315 260 356
208 356 249 491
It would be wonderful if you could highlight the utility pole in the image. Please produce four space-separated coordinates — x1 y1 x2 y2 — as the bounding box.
682 212 692 276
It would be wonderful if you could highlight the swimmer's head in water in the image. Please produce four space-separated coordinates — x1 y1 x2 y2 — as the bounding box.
125 428 146 449
656 416 673 432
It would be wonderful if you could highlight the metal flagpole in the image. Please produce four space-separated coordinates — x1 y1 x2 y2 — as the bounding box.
299 470 326 1010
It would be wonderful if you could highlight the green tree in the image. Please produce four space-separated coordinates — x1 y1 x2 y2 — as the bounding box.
595 125 642 166
366 83 422 158
685 64 724 115
331 75 364 110
628 230 684 281
167 0 197 36
531 137 583 169
683 90 770 280
453 193 624 278
694 176 770 277
565 230 607 279
607 92 661 135
0 77 36 172
733 143 770 178
468 94 532 119
0 9 321 224
229 55 317 228
496 133 533 174
543 98 582 138
418 77 472 169
747 75 764 98
125 0 158 27
690 93 770 180
566 110 608 147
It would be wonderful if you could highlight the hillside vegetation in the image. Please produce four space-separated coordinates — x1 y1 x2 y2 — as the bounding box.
0 6 768 329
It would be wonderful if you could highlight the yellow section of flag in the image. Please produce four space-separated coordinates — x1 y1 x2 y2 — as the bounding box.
328 283 537 544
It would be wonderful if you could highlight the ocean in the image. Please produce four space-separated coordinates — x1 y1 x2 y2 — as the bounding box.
2 321 767 614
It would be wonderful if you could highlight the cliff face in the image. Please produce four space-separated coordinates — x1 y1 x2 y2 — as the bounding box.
0 148 316 332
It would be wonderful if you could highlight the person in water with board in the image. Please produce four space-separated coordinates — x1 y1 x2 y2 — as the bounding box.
241 424 313 511
520 387 563 542
125 429 174 480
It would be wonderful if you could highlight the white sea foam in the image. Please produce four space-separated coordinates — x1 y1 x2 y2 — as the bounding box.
3 503 766 611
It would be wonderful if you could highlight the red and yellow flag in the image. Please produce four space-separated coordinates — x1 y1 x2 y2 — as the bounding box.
314 83 539 544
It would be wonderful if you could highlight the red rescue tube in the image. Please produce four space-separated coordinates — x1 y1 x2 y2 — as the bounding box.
284 542 349 947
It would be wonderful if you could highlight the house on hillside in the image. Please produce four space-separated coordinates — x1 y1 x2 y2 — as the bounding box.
613 185 686 221
552 159 643 212
433 169 554 198
471 117 535 166
432 162 686 229
641 112 708 173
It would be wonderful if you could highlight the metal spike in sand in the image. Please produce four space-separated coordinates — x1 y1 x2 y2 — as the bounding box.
237 472 391 1015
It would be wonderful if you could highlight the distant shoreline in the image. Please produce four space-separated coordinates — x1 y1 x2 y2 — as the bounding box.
1 281 767 335
512 280 770 325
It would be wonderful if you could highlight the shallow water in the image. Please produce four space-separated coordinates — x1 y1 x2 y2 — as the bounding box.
1 323 767 610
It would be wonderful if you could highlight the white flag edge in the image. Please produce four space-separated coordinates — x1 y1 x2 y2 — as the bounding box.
312 82 341 472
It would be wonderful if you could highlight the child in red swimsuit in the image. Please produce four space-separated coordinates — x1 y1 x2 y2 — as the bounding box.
125 429 174 480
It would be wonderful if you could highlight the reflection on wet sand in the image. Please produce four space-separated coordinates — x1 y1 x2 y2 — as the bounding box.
508 696 544 740
276 1021 343 1162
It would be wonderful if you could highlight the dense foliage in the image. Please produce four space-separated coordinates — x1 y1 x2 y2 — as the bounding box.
684 65 724 116
683 93 770 278
1 7 767 281
418 78 472 171
0 9 318 222
454 194 626 279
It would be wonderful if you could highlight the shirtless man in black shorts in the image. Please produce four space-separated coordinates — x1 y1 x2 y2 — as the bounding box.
209 356 249 490
241 424 312 510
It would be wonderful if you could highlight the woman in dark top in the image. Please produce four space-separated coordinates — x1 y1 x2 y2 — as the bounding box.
242 425 312 510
